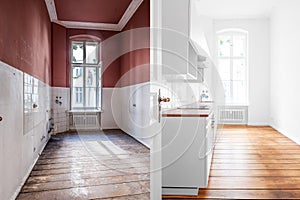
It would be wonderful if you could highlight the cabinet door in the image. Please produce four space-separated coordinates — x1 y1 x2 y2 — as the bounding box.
162 0 190 78
0 62 23 200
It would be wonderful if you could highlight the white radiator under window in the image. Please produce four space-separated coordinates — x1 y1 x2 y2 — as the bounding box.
218 106 248 124
70 112 101 130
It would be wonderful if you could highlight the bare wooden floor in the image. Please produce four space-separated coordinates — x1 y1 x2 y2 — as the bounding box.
164 125 300 199
17 130 150 200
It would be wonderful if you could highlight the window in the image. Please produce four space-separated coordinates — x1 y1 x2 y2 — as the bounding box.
71 40 101 109
75 87 83 104
217 30 248 104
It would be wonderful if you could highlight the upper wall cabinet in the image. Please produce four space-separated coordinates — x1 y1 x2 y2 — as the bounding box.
161 0 207 82
161 0 190 80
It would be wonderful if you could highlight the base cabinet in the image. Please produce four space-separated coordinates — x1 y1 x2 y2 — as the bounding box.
162 113 215 196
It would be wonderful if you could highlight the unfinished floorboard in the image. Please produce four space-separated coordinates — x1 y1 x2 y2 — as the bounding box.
17 130 150 200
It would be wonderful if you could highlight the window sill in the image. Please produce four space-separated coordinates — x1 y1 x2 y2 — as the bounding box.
223 103 249 107
68 109 102 114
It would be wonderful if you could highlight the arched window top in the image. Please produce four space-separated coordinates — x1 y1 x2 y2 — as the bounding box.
69 34 101 42
217 28 248 35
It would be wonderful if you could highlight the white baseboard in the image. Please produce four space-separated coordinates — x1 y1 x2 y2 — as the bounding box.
132 137 151 149
247 122 269 126
101 126 119 130
270 124 300 145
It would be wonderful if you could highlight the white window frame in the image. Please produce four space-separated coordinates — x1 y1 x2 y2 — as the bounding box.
216 29 249 105
71 40 101 110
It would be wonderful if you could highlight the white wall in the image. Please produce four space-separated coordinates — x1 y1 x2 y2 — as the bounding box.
0 61 51 200
101 83 152 147
270 0 300 144
190 1 214 57
101 88 120 129
118 83 152 147
190 11 215 93
214 19 270 125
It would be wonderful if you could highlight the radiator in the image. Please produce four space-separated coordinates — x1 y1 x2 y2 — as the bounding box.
218 107 247 124
70 113 100 130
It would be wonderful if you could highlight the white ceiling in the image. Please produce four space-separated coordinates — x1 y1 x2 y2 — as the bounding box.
194 0 280 19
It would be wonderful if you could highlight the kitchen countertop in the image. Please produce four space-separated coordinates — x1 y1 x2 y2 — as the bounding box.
162 102 213 117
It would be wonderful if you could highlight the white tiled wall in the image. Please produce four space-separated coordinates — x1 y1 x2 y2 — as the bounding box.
23 73 51 138
0 61 51 200
51 87 70 134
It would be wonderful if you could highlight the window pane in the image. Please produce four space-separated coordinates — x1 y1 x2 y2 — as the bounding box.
86 42 98 64
218 36 231 57
98 68 102 87
233 35 246 57
72 67 83 87
232 59 246 80
86 67 97 87
222 80 231 101
72 87 83 107
232 80 246 103
72 42 84 63
86 88 96 108
218 59 231 80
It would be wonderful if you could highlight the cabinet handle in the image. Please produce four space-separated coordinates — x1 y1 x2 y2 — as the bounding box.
33 103 38 109
0 116 2 122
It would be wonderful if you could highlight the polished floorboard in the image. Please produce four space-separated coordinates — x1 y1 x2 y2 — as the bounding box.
163 125 300 199
17 130 150 200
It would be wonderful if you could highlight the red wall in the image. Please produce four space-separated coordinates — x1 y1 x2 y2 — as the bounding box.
51 27 122 88
67 29 121 88
0 0 52 84
119 0 150 87
51 0 150 88
52 24 67 87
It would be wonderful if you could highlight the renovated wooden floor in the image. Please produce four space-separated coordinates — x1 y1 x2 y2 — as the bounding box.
164 125 300 199
17 130 150 200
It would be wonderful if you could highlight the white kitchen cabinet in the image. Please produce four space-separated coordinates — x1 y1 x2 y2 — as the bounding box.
161 0 192 79
161 0 207 82
162 111 215 196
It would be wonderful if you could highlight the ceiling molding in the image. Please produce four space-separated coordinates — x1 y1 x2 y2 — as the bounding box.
45 0 58 21
45 0 144 31
118 0 144 30
57 20 120 31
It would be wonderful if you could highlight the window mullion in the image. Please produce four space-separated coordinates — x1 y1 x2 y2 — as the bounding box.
230 34 234 102
71 64 73 107
96 67 99 109
83 66 86 108
83 42 86 108
83 41 86 64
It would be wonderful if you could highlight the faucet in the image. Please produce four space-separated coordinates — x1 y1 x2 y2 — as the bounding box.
200 90 209 102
